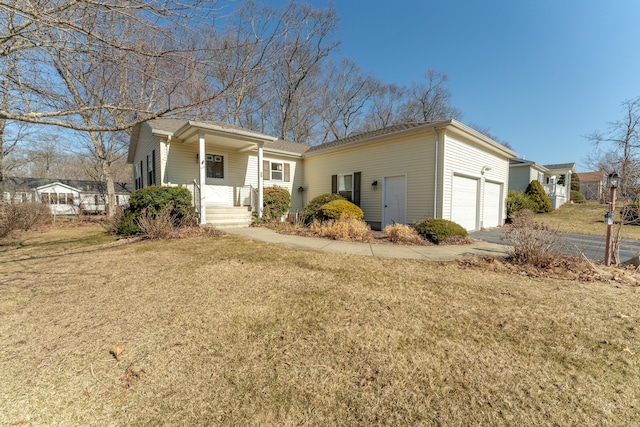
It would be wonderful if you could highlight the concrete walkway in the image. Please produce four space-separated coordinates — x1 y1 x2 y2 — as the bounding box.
224 227 509 261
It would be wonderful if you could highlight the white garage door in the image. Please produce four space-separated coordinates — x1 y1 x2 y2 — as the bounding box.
482 182 502 228
451 175 479 230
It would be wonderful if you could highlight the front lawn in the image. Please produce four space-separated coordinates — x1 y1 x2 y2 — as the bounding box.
534 200 640 239
1 225 639 425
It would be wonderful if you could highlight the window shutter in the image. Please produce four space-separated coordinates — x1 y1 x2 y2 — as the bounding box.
152 150 156 185
263 160 270 180
141 160 145 188
331 175 337 193
284 163 290 182
353 172 361 206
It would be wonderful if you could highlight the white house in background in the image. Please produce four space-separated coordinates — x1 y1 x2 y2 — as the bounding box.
127 118 516 231
2 177 133 215
508 159 576 209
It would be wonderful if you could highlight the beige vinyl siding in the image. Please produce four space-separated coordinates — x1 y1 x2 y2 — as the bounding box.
164 141 304 209
262 153 304 212
441 134 509 229
304 134 436 226
133 124 161 187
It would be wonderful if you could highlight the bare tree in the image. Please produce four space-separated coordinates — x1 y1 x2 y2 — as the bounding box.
358 82 406 133
587 97 640 196
267 2 340 142
318 57 375 142
0 0 246 132
399 69 461 123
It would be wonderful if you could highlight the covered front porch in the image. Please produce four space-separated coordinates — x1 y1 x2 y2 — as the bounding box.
168 121 277 226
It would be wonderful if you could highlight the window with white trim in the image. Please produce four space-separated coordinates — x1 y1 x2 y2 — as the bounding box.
135 162 143 190
338 173 353 201
537 172 544 183
271 162 283 181
206 154 224 179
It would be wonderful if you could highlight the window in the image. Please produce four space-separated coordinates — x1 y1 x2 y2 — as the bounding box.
135 162 143 190
271 162 283 181
263 160 290 182
64 193 75 205
147 151 156 186
338 173 353 201
537 172 544 183
206 154 224 179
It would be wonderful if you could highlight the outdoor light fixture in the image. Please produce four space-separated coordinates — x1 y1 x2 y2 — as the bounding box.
606 173 620 188
481 166 492 174
371 180 378 187
298 186 304 192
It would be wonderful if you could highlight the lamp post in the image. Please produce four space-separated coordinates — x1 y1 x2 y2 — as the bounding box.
604 173 620 266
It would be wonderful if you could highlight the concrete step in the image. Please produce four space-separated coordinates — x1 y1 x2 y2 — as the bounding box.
204 205 252 228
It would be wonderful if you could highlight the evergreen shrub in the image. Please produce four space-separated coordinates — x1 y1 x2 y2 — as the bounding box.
413 218 467 244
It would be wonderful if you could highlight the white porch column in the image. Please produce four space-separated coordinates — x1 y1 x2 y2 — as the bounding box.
199 134 206 225
257 142 264 218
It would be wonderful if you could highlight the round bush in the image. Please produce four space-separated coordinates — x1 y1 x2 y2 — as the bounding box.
301 193 346 223
263 186 291 222
118 186 196 235
318 199 364 220
413 218 468 244
570 190 585 204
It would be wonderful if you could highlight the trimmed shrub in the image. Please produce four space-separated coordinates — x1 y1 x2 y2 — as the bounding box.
570 190 585 204
506 190 536 221
301 193 346 224
383 223 424 244
117 186 196 235
263 186 291 222
318 199 364 221
413 218 467 244
309 217 371 241
524 180 552 213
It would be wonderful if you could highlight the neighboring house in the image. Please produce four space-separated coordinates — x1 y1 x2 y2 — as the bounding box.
2 177 133 215
578 171 604 200
508 159 576 209
128 118 516 231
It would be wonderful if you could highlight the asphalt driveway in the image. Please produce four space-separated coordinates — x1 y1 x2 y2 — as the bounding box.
470 228 640 263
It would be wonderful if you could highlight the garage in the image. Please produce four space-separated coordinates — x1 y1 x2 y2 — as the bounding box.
451 175 479 230
482 181 502 228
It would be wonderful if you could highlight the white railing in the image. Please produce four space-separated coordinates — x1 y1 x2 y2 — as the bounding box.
542 183 567 198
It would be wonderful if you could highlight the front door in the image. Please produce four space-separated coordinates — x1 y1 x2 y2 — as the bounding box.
383 175 407 228
204 152 229 205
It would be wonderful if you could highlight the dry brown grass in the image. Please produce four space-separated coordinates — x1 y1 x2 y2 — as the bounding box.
1 225 640 425
309 217 372 241
382 223 425 245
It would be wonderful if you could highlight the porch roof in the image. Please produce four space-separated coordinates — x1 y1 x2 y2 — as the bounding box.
173 120 278 152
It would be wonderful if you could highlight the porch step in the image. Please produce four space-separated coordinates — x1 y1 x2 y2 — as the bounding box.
205 205 253 228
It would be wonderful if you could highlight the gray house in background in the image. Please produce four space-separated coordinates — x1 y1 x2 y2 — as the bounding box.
509 159 576 209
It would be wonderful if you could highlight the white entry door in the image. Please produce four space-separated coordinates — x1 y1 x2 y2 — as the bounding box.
482 181 502 228
451 175 479 231
383 175 406 228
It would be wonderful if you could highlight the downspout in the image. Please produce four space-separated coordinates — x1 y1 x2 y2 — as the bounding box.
198 134 206 225
433 128 439 218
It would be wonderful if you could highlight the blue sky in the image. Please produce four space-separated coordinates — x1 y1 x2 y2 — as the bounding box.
268 0 640 171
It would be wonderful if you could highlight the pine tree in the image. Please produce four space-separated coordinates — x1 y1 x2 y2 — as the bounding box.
525 180 553 213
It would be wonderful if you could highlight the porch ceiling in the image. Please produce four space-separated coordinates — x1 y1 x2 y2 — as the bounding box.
174 121 277 152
